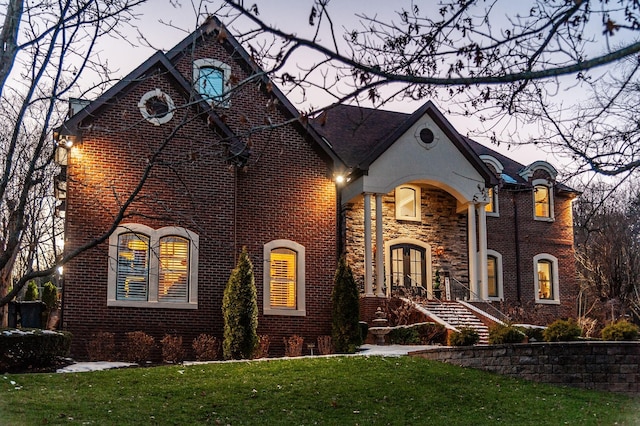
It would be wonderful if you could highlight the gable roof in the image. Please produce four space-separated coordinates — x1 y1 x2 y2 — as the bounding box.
311 102 499 187
57 16 344 169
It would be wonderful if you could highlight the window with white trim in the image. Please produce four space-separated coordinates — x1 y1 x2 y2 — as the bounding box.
533 179 554 220
263 240 306 316
395 184 421 221
486 250 503 300
108 224 199 309
485 187 499 217
193 59 231 106
533 253 560 304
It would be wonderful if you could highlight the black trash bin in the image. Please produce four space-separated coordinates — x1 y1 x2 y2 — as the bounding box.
18 301 45 328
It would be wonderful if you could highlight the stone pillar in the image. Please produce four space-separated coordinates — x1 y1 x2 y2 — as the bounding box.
364 193 374 296
375 194 385 297
477 202 488 301
467 203 478 301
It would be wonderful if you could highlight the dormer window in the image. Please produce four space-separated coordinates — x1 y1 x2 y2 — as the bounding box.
395 184 421 221
193 59 231 107
533 179 554 221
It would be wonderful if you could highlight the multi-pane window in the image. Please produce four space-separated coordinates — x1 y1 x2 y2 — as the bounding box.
395 185 421 221
390 244 426 289
263 240 306 316
108 224 198 309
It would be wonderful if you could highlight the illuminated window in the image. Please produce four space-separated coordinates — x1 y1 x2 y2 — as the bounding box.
108 224 199 309
485 187 499 217
193 59 231 106
533 180 554 220
263 240 306 316
395 185 421 221
486 250 503 300
534 254 560 304
390 244 426 291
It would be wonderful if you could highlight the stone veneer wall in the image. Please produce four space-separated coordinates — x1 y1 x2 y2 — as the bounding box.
344 185 469 292
412 342 640 395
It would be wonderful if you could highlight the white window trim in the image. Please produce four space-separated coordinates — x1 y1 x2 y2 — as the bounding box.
533 179 554 222
486 250 503 301
193 58 231 108
107 223 199 309
384 238 432 296
138 89 175 125
395 184 421 222
486 187 499 218
263 239 306 316
533 253 560 305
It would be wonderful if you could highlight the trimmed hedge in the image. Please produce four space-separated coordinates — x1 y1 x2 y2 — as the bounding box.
601 320 639 341
448 327 480 346
388 322 447 345
488 324 526 344
543 319 581 342
0 329 72 372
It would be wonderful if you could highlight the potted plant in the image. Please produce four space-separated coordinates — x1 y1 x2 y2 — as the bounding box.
433 271 442 299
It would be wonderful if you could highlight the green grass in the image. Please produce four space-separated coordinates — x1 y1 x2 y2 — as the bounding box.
1 356 638 425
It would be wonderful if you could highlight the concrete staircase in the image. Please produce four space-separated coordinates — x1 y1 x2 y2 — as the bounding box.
421 301 490 344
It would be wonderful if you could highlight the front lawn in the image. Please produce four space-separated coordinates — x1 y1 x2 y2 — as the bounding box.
1 356 638 425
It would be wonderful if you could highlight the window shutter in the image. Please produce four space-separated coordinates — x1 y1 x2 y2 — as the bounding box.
158 236 189 303
270 250 296 308
116 233 150 301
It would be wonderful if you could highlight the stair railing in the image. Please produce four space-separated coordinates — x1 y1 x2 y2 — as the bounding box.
449 275 510 322
389 274 438 303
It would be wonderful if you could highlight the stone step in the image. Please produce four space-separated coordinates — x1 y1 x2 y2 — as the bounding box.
420 301 491 344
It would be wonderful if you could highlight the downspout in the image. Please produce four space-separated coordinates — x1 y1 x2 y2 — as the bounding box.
512 191 522 303
233 165 237 257
336 183 343 258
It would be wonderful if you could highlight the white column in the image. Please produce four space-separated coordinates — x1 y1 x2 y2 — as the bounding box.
477 203 488 301
364 193 374 296
375 194 385 297
467 203 478 301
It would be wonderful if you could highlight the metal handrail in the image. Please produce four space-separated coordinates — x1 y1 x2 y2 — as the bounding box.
448 275 510 322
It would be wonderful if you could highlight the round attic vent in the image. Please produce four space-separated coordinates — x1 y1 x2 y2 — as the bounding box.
415 126 439 149
138 89 175 125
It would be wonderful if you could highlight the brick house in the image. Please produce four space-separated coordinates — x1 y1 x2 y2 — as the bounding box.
56 18 578 358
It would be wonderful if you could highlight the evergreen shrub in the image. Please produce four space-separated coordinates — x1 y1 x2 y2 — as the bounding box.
543 319 581 342
601 320 639 341
331 256 361 353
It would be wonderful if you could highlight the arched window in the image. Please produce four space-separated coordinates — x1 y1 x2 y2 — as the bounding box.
390 244 426 289
263 240 306 316
193 59 231 107
486 250 503 300
533 253 560 304
108 224 199 309
533 179 554 220
395 184 421 221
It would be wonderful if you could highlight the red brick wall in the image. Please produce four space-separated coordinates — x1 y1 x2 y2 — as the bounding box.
62 33 337 360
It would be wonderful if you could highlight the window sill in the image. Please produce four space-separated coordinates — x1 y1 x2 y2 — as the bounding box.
535 299 560 305
395 216 421 222
107 300 198 309
534 217 555 223
264 307 306 317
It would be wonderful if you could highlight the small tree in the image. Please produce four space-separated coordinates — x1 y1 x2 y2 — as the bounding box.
331 256 362 353
222 248 258 360
24 281 39 301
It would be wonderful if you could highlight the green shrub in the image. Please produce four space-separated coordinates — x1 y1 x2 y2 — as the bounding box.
448 327 480 346
359 321 369 343
331 256 362 353
42 282 58 310
488 324 526 344
543 319 581 342
24 281 39 301
389 326 420 344
0 329 72 372
222 248 258 360
514 325 545 342
601 320 639 341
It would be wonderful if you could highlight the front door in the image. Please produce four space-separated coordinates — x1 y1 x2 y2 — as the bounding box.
390 244 427 295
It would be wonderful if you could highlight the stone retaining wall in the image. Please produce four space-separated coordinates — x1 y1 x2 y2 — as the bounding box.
411 342 640 395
